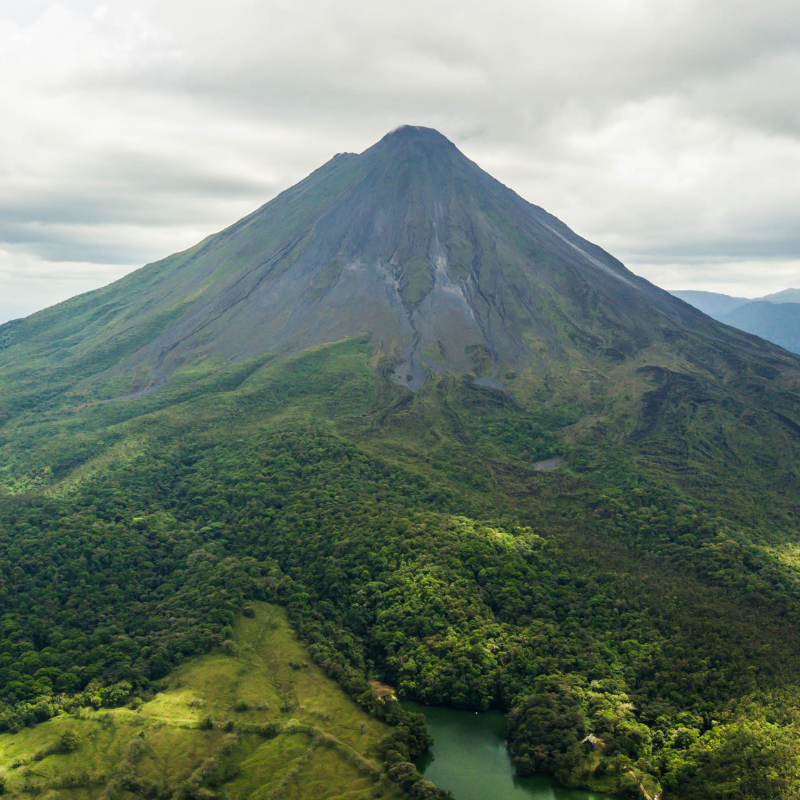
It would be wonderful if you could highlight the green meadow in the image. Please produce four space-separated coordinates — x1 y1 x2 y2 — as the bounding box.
0 602 402 800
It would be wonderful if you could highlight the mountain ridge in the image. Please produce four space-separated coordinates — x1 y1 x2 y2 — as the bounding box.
672 287 800 354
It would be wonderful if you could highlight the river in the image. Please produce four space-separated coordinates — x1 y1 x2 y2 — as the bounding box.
403 702 613 800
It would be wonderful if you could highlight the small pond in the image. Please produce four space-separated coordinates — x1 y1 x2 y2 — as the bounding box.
403 702 613 800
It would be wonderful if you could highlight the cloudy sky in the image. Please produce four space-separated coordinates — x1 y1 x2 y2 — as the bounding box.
1 0 799 322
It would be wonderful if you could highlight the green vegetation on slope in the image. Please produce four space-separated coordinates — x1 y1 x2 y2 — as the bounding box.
0 601 413 799
1 338 800 798
397 257 434 308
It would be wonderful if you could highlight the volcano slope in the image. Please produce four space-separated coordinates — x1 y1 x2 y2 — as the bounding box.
2 126 800 798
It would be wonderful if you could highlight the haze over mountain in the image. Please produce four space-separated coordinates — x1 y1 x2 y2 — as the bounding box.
761 288 800 304
4 127 800 798
673 287 800 354
668 290 751 319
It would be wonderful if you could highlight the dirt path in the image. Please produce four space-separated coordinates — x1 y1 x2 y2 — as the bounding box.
533 455 564 471
628 769 660 800
369 679 397 700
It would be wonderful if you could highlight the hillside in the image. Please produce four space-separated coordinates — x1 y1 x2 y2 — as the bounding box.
722 300 800 354
0 602 409 799
2 127 800 798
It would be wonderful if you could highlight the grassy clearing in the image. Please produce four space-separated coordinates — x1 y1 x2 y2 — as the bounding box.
0 603 402 800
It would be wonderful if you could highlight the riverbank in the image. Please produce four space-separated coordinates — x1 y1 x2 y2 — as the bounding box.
403 702 616 800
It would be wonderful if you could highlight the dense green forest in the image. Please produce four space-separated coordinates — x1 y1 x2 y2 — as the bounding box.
1 337 800 798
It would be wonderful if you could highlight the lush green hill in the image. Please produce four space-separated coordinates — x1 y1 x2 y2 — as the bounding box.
0 601 410 799
3 128 800 799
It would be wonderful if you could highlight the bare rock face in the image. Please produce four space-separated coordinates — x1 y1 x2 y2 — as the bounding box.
2 125 793 402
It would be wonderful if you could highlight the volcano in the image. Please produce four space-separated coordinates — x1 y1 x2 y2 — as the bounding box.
3 124 792 406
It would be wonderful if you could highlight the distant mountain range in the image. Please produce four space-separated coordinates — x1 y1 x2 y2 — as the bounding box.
672 288 800 353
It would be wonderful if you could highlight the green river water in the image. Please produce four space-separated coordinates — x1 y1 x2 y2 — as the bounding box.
404 702 612 800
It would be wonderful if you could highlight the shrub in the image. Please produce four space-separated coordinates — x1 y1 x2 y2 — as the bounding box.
59 729 80 752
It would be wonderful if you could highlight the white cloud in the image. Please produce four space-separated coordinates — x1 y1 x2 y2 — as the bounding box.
0 248 130 321
627 258 800 299
1 0 799 322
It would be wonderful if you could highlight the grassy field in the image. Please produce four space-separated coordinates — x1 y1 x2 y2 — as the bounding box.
0 603 403 799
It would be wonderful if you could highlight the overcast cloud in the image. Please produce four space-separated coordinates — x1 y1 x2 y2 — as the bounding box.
1 0 800 321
